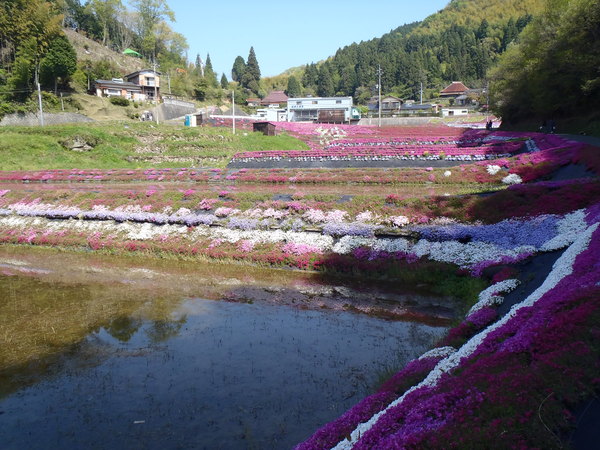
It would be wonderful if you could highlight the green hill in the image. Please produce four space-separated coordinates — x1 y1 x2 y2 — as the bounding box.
298 0 546 101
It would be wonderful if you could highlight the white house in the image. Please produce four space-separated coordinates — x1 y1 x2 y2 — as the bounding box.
94 78 144 101
441 107 470 117
287 96 360 123
256 108 287 122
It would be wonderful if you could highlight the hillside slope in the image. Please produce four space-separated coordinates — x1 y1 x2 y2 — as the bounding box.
301 0 546 100
64 28 143 76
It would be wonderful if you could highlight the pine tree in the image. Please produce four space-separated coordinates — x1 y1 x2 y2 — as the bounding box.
302 63 319 90
316 64 334 97
285 75 301 97
220 73 229 89
240 46 261 94
475 19 489 40
204 53 218 88
501 18 518 52
231 55 245 82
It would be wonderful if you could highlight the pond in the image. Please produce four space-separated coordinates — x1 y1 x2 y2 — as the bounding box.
0 247 452 449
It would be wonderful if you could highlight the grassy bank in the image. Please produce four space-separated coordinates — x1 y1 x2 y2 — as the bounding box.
0 122 308 170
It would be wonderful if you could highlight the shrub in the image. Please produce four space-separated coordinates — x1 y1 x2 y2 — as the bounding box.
109 96 130 106
0 101 16 118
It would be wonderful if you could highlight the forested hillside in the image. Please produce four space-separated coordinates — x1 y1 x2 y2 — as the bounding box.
489 0 600 126
299 0 545 101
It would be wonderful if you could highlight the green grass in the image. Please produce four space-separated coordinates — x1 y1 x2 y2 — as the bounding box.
0 122 308 170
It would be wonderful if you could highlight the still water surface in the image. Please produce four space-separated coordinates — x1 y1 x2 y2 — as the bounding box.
0 248 450 449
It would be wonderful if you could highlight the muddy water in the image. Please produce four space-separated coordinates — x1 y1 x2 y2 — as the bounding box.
0 247 451 449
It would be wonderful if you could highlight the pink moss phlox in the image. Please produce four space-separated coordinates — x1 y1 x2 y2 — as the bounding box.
295 356 441 450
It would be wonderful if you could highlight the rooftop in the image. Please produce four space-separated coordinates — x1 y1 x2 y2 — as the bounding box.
440 81 470 95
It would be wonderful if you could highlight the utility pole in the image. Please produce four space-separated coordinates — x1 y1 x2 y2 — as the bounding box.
420 82 423 105
377 65 382 128
153 58 159 125
35 66 44 127
232 90 236 135
37 82 44 127
486 81 490 124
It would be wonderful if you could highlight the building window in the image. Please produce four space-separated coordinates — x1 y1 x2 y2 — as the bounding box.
336 100 342 104
312 100 318 104
296 101 301 105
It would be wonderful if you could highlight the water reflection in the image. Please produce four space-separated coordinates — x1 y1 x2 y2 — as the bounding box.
105 317 144 342
0 247 452 449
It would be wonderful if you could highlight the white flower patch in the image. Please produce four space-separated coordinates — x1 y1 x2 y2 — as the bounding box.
371 238 411 254
356 211 377 223
209 227 335 251
332 236 374 254
303 208 327 224
418 346 456 360
121 222 188 240
502 173 523 185
468 279 520 315
444 170 452 177
541 209 587 251
388 216 410 227
412 239 535 268
486 164 501 175
334 223 598 450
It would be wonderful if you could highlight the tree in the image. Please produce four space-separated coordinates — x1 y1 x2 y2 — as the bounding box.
1 0 62 90
88 0 122 46
285 75 301 97
302 63 319 91
316 64 334 97
194 78 208 101
39 34 77 93
130 0 175 57
475 19 489 40
500 18 518 52
204 53 218 88
240 46 261 94
490 0 599 122
231 55 245 82
220 73 228 89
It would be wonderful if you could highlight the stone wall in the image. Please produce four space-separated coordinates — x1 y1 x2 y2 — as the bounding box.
0 112 95 127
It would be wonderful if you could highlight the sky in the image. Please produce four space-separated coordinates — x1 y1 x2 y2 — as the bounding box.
166 0 450 79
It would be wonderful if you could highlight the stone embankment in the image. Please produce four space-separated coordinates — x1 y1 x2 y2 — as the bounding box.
0 112 94 127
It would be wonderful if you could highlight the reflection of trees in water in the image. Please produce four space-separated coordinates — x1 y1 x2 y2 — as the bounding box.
145 317 188 343
105 316 143 342
105 314 189 344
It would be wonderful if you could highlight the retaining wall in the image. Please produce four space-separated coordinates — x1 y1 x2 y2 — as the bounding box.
0 112 95 127
154 100 197 122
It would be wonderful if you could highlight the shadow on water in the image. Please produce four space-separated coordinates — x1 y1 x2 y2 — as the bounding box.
0 246 455 449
